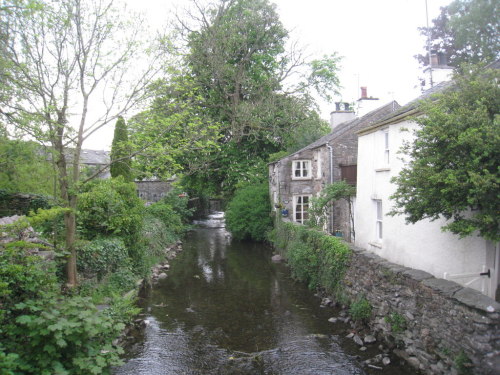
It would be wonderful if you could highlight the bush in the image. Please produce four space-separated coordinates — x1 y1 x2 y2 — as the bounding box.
77 176 144 243
0 241 125 374
11 296 124 375
350 297 372 322
273 220 351 293
225 182 272 241
158 189 194 223
145 202 184 236
385 312 407 333
0 240 58 326
76 237 129 281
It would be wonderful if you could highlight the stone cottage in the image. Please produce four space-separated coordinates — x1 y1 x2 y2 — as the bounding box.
269 100 400 241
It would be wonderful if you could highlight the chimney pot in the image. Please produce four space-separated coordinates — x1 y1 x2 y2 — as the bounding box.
360 87 368 99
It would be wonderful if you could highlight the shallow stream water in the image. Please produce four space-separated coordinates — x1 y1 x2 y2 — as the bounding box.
114 212 418 375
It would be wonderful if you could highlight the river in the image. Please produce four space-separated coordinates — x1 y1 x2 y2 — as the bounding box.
114 212 418 375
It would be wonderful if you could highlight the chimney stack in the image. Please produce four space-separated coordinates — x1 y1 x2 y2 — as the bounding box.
356 86 380 116
330 102 355 130
360 86 368 99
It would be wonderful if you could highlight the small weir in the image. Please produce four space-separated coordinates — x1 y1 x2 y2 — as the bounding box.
114 212 418 375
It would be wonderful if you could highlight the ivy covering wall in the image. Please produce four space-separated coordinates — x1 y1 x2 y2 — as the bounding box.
271 220 351 292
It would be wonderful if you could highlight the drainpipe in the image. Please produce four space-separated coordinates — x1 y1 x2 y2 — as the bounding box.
326 144 334 234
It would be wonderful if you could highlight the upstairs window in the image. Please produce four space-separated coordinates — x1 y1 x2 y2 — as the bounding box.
292 160 311 179
383 130 390 165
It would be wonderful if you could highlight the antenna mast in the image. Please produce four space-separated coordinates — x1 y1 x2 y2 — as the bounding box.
425 0 434 87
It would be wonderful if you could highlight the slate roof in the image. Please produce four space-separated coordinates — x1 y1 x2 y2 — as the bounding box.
79 149 110 165
272 100 401 162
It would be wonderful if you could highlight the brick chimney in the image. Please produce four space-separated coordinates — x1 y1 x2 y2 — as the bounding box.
330 102 355 129
356 87 380 116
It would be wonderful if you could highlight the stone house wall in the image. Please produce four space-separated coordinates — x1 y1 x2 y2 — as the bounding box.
135 181 173 203
344 244 500 375
269 148 328 221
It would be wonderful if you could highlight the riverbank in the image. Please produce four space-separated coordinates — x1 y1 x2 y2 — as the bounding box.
272 219 500 375
114 213 418 375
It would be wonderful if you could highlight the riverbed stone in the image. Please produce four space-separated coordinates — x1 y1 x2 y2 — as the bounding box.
364 335 376 344
158 272 168 280
271 254 283 262
382 357 391 366
353 334 364 346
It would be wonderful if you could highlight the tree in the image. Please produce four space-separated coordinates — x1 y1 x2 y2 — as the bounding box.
110 116 132 181
417 0 499 68
168 0 340 196
225 181 272 241
0 0 160 286
0 138 56 195
390 65 500 241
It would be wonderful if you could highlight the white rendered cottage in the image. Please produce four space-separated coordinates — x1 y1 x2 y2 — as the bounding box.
354 83 499 299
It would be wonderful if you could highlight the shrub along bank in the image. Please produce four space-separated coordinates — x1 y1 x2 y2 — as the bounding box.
0 179 191 374
270 219 351 293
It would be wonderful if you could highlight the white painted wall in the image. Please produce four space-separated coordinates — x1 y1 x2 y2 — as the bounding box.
355 119 497 298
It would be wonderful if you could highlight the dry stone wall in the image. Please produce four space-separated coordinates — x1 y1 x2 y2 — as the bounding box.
343 245 500 375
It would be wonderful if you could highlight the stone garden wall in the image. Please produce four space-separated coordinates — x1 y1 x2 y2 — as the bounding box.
344 245 500 375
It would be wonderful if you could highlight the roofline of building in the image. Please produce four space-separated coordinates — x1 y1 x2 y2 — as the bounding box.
357 106 421 136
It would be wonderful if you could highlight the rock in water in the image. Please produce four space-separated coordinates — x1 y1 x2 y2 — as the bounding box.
271 254 283 262
353 335 364 346
364 335 376 344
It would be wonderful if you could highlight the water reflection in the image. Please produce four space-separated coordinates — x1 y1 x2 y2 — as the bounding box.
114 213 417 375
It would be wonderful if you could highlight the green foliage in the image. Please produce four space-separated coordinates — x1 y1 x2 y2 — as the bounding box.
76 237 129 281
268 150 290 163
390 66 500 241
307 54 342 102
0 240 126 374
145 0 340 196
273 220 351 292
417 0 499 68
0 138 55 195
110 116 132 181
28 206 69 245
11 296 124 375
349 296 372 322
156 188 194 224
455 350 473 375
0 240 58 325
385 312 407 333
307 181 356 229
225 182 272 241
77 176 144 243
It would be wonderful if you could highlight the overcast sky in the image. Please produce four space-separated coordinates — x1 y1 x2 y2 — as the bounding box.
88 0 452 150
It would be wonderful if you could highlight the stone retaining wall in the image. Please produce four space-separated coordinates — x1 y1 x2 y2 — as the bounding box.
344 245 500 375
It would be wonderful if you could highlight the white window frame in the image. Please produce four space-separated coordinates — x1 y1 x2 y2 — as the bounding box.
375 200 383 241
293 195 311 224
383 129 390 165
292 160 312 180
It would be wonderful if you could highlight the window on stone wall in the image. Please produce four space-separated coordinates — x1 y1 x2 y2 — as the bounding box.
292 160 311 180
340 165 357 186
293 195 311 224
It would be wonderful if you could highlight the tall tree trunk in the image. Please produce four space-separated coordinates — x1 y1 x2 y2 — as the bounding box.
64 205 77 286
